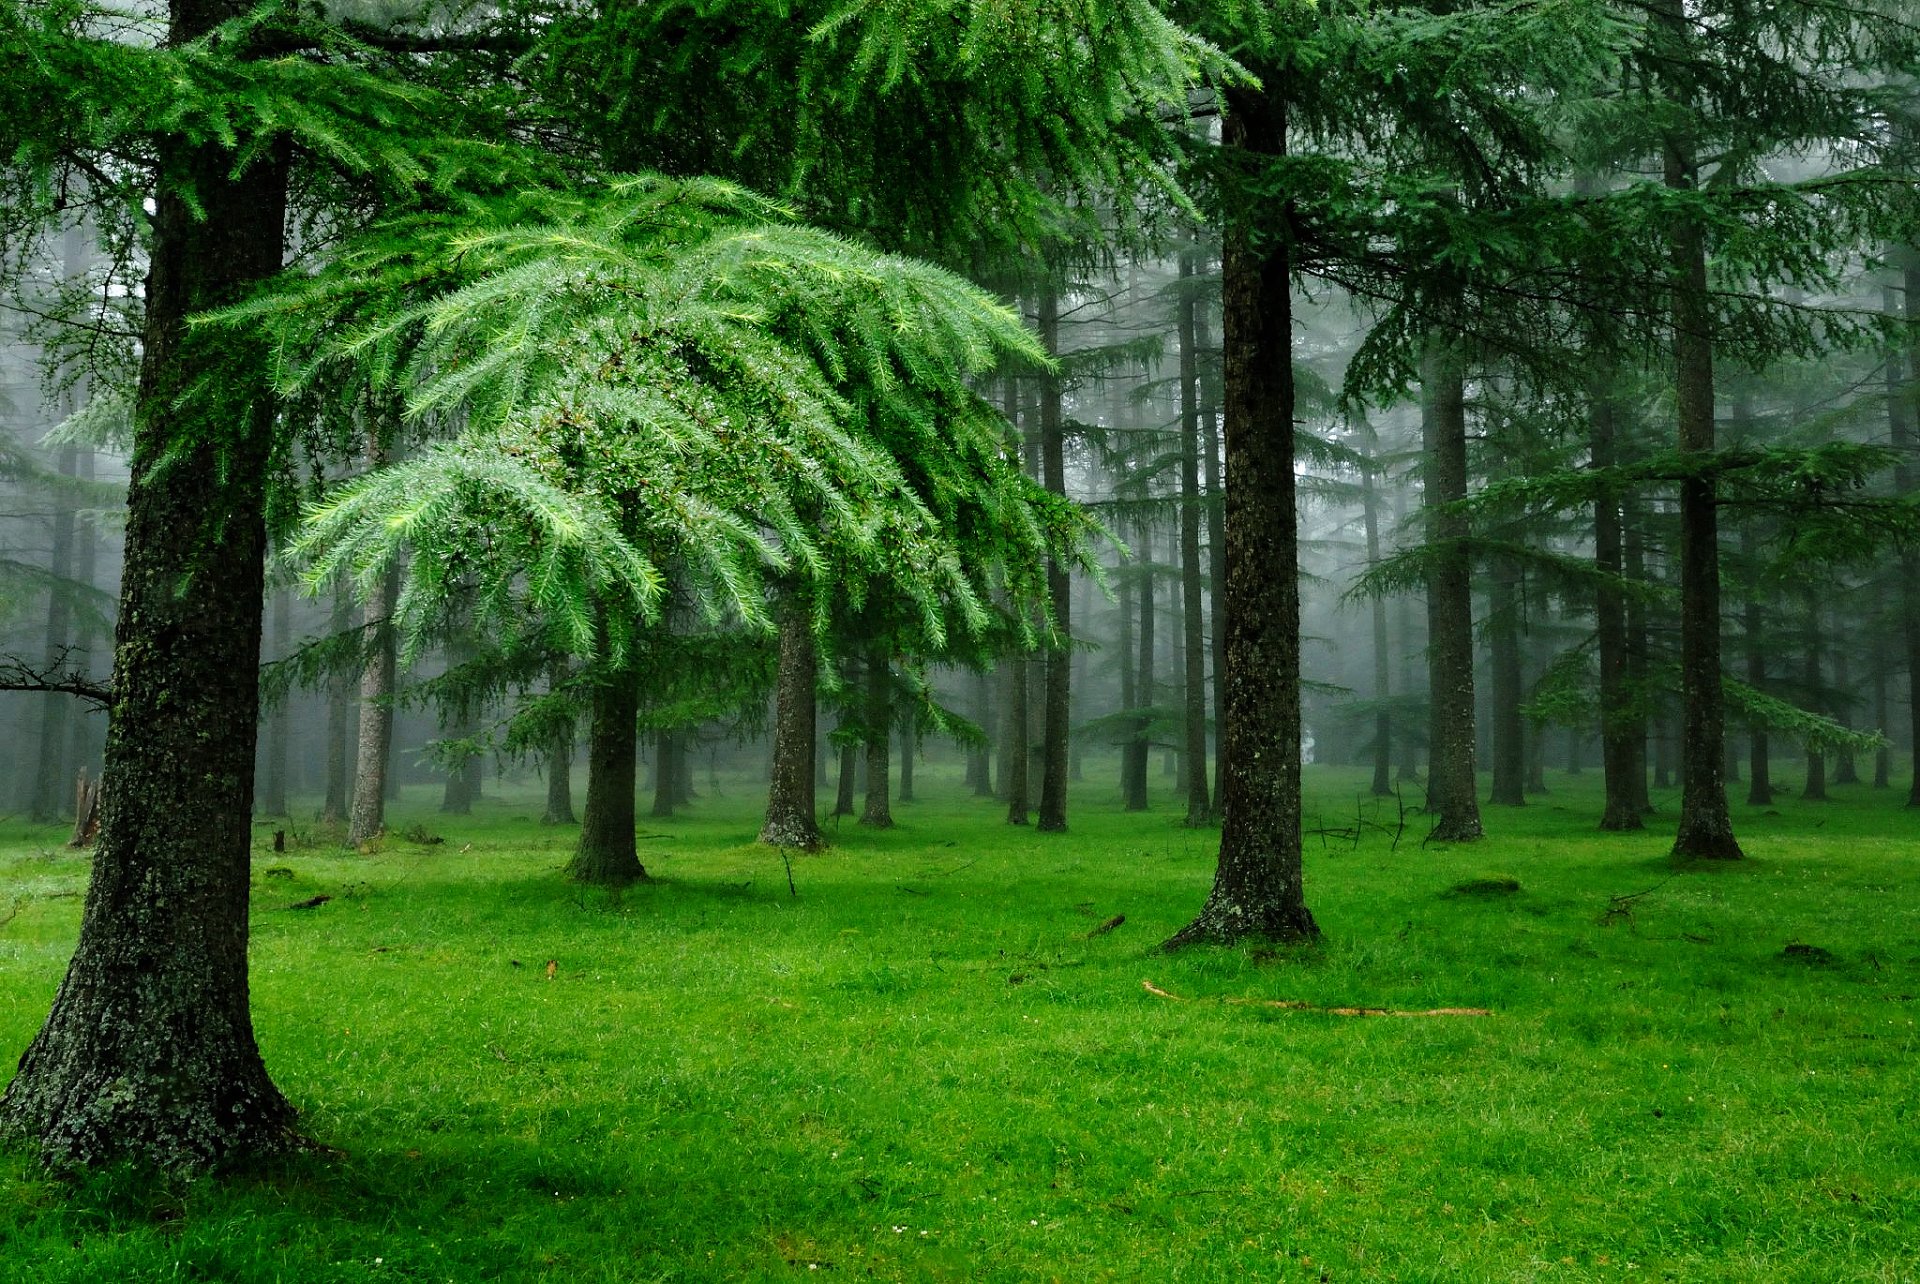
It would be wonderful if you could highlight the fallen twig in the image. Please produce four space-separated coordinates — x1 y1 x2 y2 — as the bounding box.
1142 978 1490 1018
284 894 332 911
1086 914 1126 938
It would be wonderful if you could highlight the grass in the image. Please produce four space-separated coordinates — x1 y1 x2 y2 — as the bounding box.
1 759 1917 1282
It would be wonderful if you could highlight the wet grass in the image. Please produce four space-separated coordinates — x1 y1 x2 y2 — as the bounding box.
1 759 1916 1281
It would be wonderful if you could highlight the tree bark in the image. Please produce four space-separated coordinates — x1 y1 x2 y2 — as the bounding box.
0 105 296 1166
1124 522 1154 811
30 442 78 822
323 587 351 825
1742 524 1773 805
1035 290 1071 832
1623 501 1654 813
1488 555 1526 806
1659 16 1742 858
1592 385 1644 829
1166 85 1318 948
1197 297 1228 807
347 555 400 847
1421 337 1484 841
258 588 290 816
1873 660 1891 789
1361 449 1394 797
860 647 893 827
1177 255 1212 824
572 665 647 884
760 594 823 848
1889 269 1920 806
1801 594 1828 801
651 730 678 819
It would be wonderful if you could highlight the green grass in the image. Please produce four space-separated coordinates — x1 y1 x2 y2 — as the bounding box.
2 760 1917 1282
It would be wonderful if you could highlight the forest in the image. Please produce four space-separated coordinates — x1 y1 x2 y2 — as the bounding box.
0 0 1917 1279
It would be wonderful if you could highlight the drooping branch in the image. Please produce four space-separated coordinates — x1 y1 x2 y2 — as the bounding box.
0 649 111 709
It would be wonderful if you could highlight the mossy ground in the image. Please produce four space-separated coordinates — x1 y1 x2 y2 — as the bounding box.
2 758 1916 1281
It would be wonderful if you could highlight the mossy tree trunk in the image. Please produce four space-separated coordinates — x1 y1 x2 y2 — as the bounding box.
0 111 297 1167
760 592 823 849
1166 84 1318 949
572 665 647 885
1036 290 1071 833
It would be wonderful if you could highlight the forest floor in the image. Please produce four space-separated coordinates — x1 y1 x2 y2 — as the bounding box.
1 761 1916 1282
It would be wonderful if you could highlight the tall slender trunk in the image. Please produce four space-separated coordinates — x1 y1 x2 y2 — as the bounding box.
573 665 646 884
651 731 678 819
0 107 296 1166
30 442 78 822
861 647 893 827
1743 525 1773 805
1177 255 1212 824
1422 338 1483 840
835 739 858 818
1361 452 1393 797
967 668 992 795
1488 555 1526 806
1653 718 1673 790
1801 595 1827 801
1393 489 1421 783
1623 502 1654 813
347 555 400 847
1167 85 1318 947
898 718 916 803
1659 4 1741 858
1832 636 1859 785
760 593 822 848
1035 291 1071 831
543 658 577 825
323 587 351 824
258 588 290 816
1198 298 1228 807
64 446 102 785
1117 544 1137 802
1873 660 1891 789
1125 522 1154 811
1002 653 1030 822
1592 384 1643 828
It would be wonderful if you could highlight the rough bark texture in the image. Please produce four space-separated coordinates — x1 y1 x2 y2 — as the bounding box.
1421 338 1484 842
0 97 297 1167
1660 53 1742 859
571 668 647 885
1166 86 1318 949
1036 291 1071 832
760 596 822 849
1488 557 1526 807
347 558 400 847
860 648 893 828
1177 256 1212 825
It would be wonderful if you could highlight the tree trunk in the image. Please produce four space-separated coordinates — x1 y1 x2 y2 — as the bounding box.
0 116 296 1167
899 720 916 803
347 555 400 847
966 668 992 795
760 594 822 848
651 730 678 819
572 666 646 884
1623 502 1654 814
1801 594 1828 801
1421 337 1484 841
1659 26 1742 858
1832 638 1859 784
323 586 351 825
30 442 78 822
1889 267 1920 806
861 648 893 827
1124 522 1154 811
1035 290 1071 832
1198 298 1228 808
1361 452 1393 797
835 740 858 818
1488 556 1526 806
258 588 290 817
64 446 102 786
1167 85 1318 948
1745 523 1773 804
543 659 577 825
1177 255 1213 824
1592 385 1643 829
1874 660 1891 789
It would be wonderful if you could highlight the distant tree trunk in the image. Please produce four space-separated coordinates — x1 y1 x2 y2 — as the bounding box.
1167 85 1318 947
1653 718 1673 790
1488 556 1526 807
1198 299 1227 808
258 588 290 816
323 587 351 825
1592 386 1643 829
1873 660 1891 789
967 668 992 795
1659 26 1742 859
1832 637 1859 785
1422 337 1483 841
439 647 475 816
30 442 79 822
1567 727 1583 775
1623 504 1654 814
64 446 102 784
1124 522 1154 811
1361 453 1393 797
1177 256 1212 825
1116 549 1137 803
0 127 297 1168
1035 291 1071 832
1801 594 1828 801
1392 490 1421 783
898 720 916 803
1002 653 1030 822
760 594 822 848
834 740 858 818
651 731 678 819
861 647 893 828
543 659 577 825
1888 269 1920 806
1743 528 1773 806
572 665 646 884
347 557 401 847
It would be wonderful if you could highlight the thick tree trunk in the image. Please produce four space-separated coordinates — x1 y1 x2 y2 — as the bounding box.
1421 338 1483 841
1488 557 1526 806
1177 255 1213 824
0 116 296 1167
543 659 577 825
759 594 821 848
1660 52 1742 859
347 557 400 846
258 588 290 817
1361 454 1394 797
1033 292 1072 831
572 666 646 884
861 648 893 827
1167 86 1318 948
